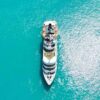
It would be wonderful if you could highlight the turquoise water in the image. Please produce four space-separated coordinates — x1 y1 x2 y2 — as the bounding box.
0 0 100 100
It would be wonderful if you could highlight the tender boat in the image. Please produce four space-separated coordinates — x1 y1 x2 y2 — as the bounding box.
42 21 58 85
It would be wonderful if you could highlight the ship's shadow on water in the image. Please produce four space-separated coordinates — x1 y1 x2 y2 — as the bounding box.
39 39 52 91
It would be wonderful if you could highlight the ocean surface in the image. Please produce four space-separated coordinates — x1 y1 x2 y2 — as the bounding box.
0 0 100 100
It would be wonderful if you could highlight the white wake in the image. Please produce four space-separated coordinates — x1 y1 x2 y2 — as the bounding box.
59 5 100 98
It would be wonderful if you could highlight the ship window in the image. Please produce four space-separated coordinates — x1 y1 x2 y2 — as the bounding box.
43 66 55 71
43 47 54 52
43 63 55 67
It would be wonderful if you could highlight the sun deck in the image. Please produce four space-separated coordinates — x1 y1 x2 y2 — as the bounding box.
44 50 55 59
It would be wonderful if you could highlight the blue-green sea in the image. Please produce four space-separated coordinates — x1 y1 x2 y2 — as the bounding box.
0 0 100 100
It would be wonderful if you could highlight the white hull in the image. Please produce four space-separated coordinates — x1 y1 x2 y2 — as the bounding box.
43 65 57 85
43 43 57 85
42 21 58 85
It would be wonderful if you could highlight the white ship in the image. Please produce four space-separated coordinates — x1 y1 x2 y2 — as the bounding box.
42 21 58 85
